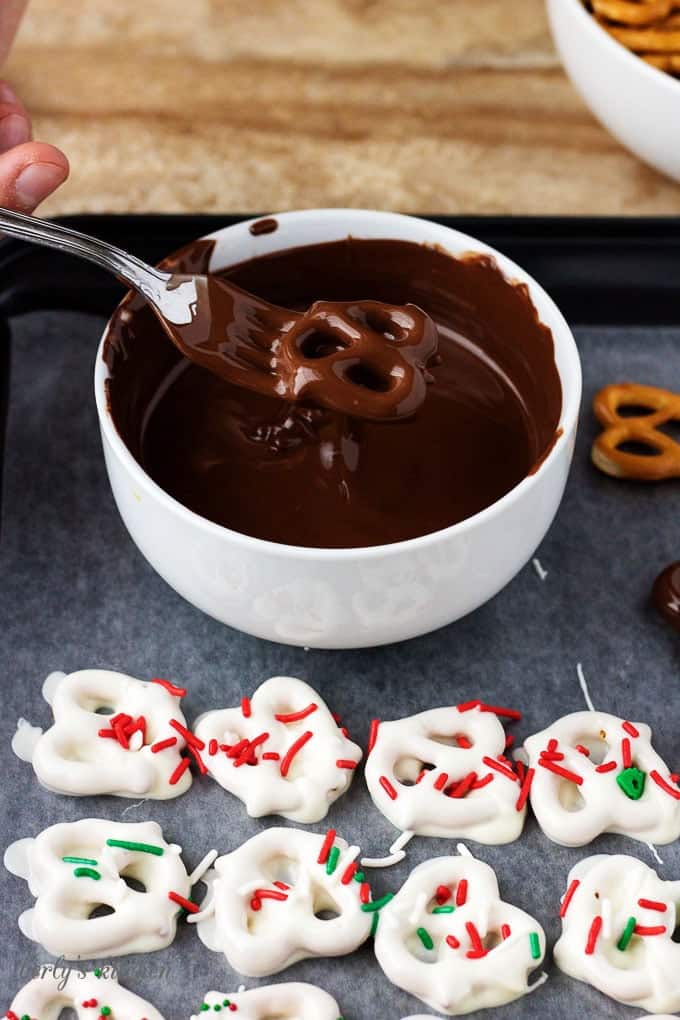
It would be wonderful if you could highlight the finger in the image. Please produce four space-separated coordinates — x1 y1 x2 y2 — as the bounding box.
0 81 32 150
0 141 69 212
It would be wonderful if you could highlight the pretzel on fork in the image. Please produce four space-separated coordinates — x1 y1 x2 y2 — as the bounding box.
591 382 680 481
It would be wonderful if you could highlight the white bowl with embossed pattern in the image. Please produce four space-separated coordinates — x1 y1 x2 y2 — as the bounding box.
94 210 581 649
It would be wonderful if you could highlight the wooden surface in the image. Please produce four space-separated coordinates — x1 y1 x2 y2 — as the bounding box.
5 0 680 215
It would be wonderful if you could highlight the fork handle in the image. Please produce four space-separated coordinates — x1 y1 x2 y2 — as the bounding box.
0 206 169 295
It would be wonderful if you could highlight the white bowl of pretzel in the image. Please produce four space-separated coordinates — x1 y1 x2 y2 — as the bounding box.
547 0 680 181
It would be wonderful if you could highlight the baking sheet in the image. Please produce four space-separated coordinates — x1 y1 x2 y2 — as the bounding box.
1 309 679 1019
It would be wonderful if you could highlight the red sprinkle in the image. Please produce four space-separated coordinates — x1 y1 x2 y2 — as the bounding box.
450 772 477 799
262 752 280 761
480 704 522 721
638 898 667 912
168 756 191 786
540 750 565 762
280 730 313 777
317 829 336 864
501 924 512 940
170 718 205 750
457 700 481 713
538 759 583 785
341 861 358 884
515 759 526 782
186 741 208 775
585 915 602 955
367 719 380 754
445 934 460 950
456 734 472 749
471 773 494 790
252 888 288 905
436 885 452 905
275 703 318 723
241 697 252 718
560 879 580 918
434 772 449 791
482 756 519 783
622 737 632 769
6 1011 19 1020
634 924 666 936
151 677 187 697
273 881 290 890
379 775 398 800
575 744 591 757
505 733 515 750
227 739 250 759
595 761 617 773
622 720 640 738
168 890 199 913
465 921 487 958
456 879 468 907
336 759 357 770
650 770 680 800
150 736 178 754
547 739 558 752
208 739 218 756
98 727 116 739
360 882 371 904
515 767 535 812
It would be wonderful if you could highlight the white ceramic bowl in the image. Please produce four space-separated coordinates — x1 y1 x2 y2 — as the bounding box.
547 0 680 182
94 210 581 649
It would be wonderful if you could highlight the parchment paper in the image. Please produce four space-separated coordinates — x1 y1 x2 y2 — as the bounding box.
1 311 679 1018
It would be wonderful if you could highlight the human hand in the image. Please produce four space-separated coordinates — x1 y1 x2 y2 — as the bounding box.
0 80 68 212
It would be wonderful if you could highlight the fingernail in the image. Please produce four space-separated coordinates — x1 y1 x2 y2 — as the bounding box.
0 112 29 150
15 162 67 210
0 83 18 104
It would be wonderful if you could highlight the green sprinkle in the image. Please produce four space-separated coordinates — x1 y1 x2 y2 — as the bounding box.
370 911 380 937
529 932 541 959
417 926 434 950
94 969 102 978
617 767 646 801
432 905 455 914
73 867 101 881
618 916 637 951
21 1014 30 1020
100 1008 111 1017
213 1006 221 1012
200 1005 209 1012
222 1002 230 1008
361 892 394 913
105 838 164 856
63 856 98 866
326 846 340 875
354 871 365 883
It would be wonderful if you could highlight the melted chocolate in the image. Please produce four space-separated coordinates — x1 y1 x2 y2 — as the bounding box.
652 561 680 632
174 274 438 420
249 217 279 236
104 238 562 549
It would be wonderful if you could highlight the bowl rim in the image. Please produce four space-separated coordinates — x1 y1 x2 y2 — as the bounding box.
94 208 582 562
556 0 680 95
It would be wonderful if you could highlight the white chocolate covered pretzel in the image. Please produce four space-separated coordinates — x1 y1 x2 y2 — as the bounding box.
374 854 546 1015
12 670 194 798
364 701 527 843
523 711 680 846
554 853 680 1013
193 676 362 823
4 818 206 959
190 983 341 1019
193 827 373 976
6 968 165 1020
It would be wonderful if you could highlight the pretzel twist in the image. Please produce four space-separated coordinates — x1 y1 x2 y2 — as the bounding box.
585 0 680 74
591 382 680 480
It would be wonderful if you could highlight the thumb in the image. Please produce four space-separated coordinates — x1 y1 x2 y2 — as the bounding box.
0 141 69 213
